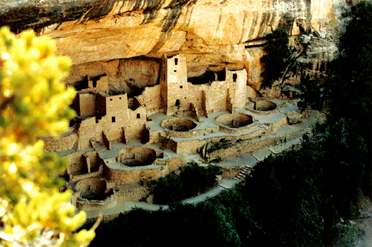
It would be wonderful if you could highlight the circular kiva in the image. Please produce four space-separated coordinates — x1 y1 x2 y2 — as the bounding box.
118 147 158 167
215 113 253 128
75 178 109 200
161 118 197 132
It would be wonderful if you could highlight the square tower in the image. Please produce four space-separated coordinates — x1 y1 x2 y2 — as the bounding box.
160 54 189 115
225 68 247 110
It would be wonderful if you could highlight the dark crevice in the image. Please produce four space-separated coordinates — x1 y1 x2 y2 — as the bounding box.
245 43 267 49
188 70 225 85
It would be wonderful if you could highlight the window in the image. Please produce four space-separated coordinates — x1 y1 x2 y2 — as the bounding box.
175 58 178 65
137 113 140 119
112 116 116 123
233 73 237 82
180 86 183 89
119 97 121 100
110 99 113 101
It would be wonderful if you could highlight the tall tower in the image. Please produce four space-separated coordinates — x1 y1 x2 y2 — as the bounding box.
160 54 188 115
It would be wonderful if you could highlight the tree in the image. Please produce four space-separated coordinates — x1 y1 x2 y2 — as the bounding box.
327 1 372 130
0 27 95 246
261 29 292 88
298 76 324 110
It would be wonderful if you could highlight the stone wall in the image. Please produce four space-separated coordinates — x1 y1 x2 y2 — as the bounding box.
104 165 168 185
78 93 96 117
76 194 117 211
69 165 104 182
205 126 309 162
95 93 107 118
77 117 96 149
75 178 107 193
114 187 150 202
138 85 163 115
64 151 85 175
42 131 78 152
84 151 99 171
105 94 130 127
125 106 147 140
166 156 185 173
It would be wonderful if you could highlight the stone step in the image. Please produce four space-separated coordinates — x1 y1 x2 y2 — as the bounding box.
219 183 230 189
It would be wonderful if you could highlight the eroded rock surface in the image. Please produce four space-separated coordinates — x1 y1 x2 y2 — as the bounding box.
0 0 359 91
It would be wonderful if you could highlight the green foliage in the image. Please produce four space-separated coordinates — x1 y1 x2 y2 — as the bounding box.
149 162 222 204
326 223 358 247
245 119 367 246
89 186 260 247
326 1 372 130
298 76 324 110
325 0 372 196
261 29 292 88
49 5 63 19
207 138 233 153
148 173 183 203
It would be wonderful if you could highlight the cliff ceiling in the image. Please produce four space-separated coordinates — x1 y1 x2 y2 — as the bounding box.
0 0 357 90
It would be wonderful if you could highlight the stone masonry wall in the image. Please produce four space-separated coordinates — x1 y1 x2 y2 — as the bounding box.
78 117 96 149
64 151 85 174
42 132 78 152
78 93 96 117
138 85 163 115
104 164 169 185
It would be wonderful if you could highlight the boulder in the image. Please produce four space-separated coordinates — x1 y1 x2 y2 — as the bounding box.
287 111 302 124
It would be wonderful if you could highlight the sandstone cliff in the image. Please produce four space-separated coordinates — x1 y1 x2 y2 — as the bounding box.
0 0 359 92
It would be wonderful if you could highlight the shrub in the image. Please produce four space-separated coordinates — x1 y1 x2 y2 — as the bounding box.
298 76 324 110
261 29 292 88
149 163 222 204
207 138 233 153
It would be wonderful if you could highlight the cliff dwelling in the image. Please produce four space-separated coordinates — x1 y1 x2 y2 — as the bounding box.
41 54 325 214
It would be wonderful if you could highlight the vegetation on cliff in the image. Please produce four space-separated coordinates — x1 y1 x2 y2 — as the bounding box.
0 27 95 246
261 28 292 88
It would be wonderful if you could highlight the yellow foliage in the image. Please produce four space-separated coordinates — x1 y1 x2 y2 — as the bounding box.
0 27 94 246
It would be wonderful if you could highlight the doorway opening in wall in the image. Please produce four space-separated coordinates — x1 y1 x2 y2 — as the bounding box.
175 58 178 65
176 99 180 106
233 73 237 82
112 116 116 123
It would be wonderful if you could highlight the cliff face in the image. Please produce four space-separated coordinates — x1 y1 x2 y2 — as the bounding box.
0 0 357 91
